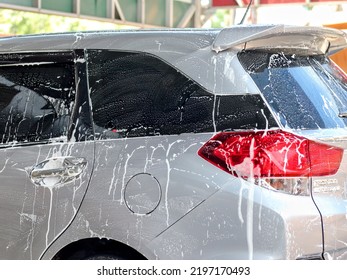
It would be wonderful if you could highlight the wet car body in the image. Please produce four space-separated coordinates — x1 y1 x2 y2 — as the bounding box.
0 25 347 260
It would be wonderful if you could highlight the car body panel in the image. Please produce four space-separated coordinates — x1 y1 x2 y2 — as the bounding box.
42 134 222 259
148 176 322 260
308 136 347 260
0 25 347 260
0 141 94 259
42 133 324 260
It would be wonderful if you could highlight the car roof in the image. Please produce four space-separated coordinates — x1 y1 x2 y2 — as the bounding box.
0 24 345 95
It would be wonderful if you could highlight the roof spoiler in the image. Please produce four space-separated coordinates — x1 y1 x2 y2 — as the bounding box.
213 25 347 55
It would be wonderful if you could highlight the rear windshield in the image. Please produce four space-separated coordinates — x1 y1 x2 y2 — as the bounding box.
239 51 347 130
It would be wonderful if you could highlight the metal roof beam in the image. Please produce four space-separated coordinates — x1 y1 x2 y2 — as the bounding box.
137 0 146 25
0 0 199 28
166 0 174 28
177 4 196 28
113 0 125 21
73 0 80 15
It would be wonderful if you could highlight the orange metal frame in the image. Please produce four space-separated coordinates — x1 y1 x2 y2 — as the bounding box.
325 23 347 73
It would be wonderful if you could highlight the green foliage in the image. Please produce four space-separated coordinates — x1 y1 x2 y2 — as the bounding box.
210 9 228 28
0 9 120 35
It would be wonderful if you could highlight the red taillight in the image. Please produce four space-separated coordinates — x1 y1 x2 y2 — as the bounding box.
198 130 343 179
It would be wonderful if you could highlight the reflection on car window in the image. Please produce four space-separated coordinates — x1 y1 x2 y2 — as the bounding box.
87 50 277 139
239 51 347 130
0 55 75 144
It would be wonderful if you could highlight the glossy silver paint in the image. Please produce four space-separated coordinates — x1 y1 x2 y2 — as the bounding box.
0 25 347 260
0 142 94 259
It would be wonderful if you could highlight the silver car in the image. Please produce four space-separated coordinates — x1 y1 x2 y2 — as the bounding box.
0 24 347 260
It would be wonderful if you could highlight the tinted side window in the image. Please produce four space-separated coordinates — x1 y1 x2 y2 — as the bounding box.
88 50 277 138
0 53 75 144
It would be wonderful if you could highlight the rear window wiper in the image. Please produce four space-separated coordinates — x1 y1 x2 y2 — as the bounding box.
338 112 347 118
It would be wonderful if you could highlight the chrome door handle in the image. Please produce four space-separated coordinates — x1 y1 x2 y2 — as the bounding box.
31 167 67 178
30 157 87 187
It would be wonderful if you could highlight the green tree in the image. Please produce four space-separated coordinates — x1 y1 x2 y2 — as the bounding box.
211 9 228 28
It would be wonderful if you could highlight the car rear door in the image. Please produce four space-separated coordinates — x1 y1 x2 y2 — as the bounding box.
0 51 94 259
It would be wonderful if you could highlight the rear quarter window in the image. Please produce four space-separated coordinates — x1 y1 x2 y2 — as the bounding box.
87 50 277 139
